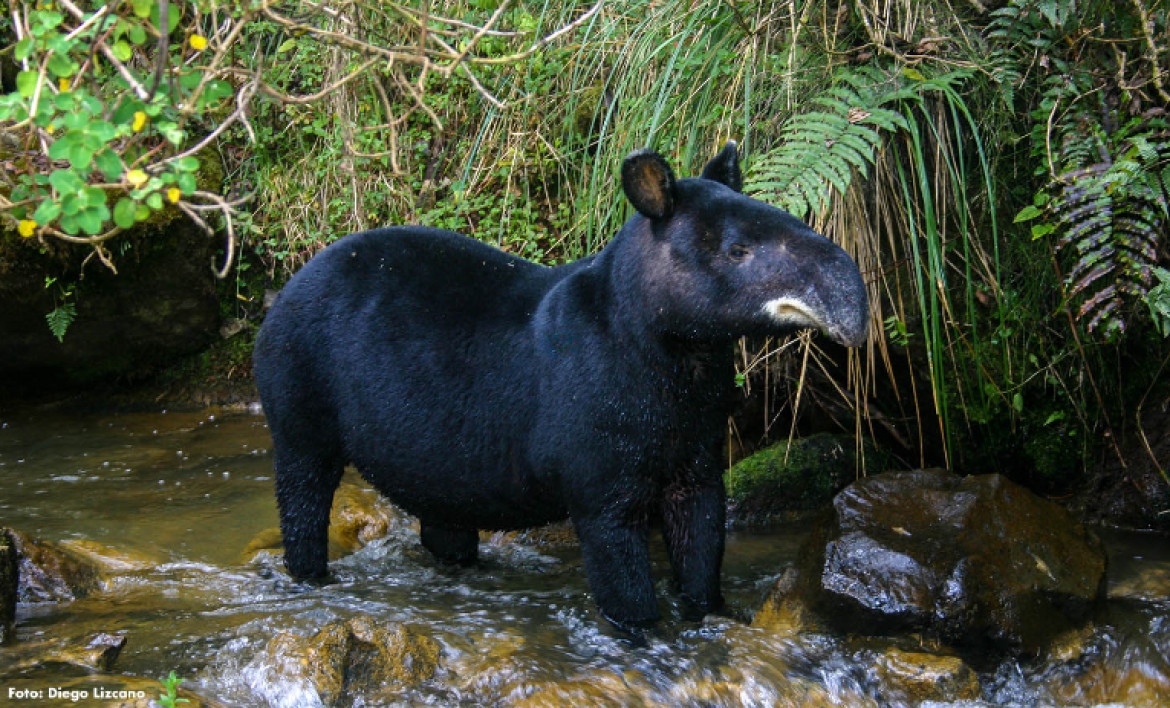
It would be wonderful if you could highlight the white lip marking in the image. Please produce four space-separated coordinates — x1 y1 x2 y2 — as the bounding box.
762 297 824 329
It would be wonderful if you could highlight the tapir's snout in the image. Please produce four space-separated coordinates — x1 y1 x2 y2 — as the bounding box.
760 232 869 348
817 247 870 347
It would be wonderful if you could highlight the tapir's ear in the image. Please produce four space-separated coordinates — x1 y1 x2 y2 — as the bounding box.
621 149 676 220
700 140 742 192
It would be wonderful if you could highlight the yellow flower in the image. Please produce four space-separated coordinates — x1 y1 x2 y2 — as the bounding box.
58 78 70 91
132 111 147 132
167 187 182 203
190 34 208 51
126 169 149 187
18 220 37 238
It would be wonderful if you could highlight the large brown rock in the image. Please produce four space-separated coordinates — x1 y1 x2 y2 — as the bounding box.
252 616 440 704
5 528 101 603
241 480 406 564
798 468 1107 658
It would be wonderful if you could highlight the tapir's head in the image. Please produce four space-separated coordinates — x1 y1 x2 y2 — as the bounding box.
620 142 869 347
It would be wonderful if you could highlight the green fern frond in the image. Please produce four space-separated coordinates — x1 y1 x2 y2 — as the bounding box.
744 67 915 219
745 67 970 221
45 302 76 343
1053 124 1170 336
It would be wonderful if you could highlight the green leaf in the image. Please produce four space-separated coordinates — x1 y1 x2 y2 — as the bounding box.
17 71 40 98
1012 392 1024 413
1043 411 1066 426
95 149 124 180
53 91 77 111
146 192 164 210
34 10 65 33
48 134 77 162
33 199 62 224
114 198 138 228
62 111 90 130
1014 205 1043 223
15 38 35 62
177 173 196 194
127 22 147 45
60 193 82 216
88 121 118 142
277 38 297 54
180 71 203 90
176 156 200 172
1030 223 1055 239
47 53 76 78
77 207 105 235
131 0 153 19
81 186 107 206
158 123 185 145
135 204 151 221
49 169 84 195
66 143 94 170
150 2 181 33
112 40 133 62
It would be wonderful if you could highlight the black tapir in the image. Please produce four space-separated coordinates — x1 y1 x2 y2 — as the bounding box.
253 142 869 632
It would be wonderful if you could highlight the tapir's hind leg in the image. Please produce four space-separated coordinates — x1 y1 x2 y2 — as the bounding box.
273 443 344 580
662 473 726 620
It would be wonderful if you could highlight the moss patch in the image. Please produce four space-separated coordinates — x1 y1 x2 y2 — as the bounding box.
726 433 888 524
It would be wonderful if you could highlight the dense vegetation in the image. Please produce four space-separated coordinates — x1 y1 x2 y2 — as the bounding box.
1 0 1168 495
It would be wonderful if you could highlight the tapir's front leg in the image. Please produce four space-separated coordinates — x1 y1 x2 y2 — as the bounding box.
570 505 659 634
662 467 726 620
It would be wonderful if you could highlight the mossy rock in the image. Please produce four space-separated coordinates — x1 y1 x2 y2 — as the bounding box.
725 433 885 524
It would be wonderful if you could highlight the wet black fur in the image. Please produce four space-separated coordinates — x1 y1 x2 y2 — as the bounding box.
253 143 868 632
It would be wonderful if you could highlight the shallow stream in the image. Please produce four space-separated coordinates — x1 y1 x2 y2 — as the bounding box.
0 406 1167 706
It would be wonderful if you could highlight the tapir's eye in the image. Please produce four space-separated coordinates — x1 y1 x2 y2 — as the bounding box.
727 244 753 262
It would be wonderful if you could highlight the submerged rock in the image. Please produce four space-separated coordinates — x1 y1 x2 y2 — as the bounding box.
752 568 815 634
798 468 1107 658
250 616 440 704
482 521 578 550
1109 560 1170 603
0 631 127 674
58 539 157 573
510 671 646 708
871 647 981 704
4 527 101 603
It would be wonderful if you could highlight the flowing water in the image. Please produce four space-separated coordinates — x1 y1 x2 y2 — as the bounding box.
0 406 1167 707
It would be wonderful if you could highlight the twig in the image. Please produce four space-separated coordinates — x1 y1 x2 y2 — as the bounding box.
158 78 260 169
1135 349 1170 487
466 0 605 66
55 0 150 99
179 190 242 278
1132 0 1170 103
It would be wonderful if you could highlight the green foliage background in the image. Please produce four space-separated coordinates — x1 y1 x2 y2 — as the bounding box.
2 0 1169 490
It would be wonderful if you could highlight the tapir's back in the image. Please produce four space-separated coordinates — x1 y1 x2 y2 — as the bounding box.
254 226 579 527
279 227 548 323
